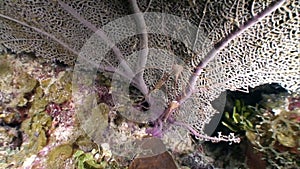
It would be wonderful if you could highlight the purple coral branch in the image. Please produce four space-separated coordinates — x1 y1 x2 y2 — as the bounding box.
57 1 133 77
162 0 286 121
128 0 150 96
178 0 285 105
58 0 150 95
146 119 163 138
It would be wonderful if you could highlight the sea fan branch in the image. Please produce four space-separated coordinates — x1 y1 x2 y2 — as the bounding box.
162 0 286 121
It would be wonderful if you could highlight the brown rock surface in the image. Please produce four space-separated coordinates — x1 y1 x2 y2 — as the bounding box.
129 151 178 169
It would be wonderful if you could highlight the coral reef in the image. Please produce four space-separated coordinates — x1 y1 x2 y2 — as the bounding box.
0 53 299 169
252 93 300 168
216 92 300 169
0 53 130 168
0 0 298 165
1 1 299 152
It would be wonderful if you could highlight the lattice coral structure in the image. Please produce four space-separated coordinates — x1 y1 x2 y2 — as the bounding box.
1 0 299 153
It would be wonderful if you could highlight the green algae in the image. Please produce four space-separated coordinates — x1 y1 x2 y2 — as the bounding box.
222 99 256 133
0 55 37 109
46 143 73 168
9 111 52 167
74 149 106 169
73 148 122 169
75 135 98 152
0 54 38 126
17 97 28 107
0 54 118 168
16 72 37 94
0 56 12 78
47 71 72 104
28 87 48 116
27 70 72 116
0 54 76 168
0 111 18 124
17 70 73 167
21 111 52 153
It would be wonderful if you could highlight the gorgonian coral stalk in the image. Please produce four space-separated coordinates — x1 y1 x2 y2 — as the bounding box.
162 0 286 121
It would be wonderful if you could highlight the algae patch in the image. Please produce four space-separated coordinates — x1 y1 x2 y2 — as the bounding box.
46 143 73 168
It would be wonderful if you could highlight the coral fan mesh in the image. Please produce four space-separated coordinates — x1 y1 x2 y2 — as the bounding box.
1 0 299 153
